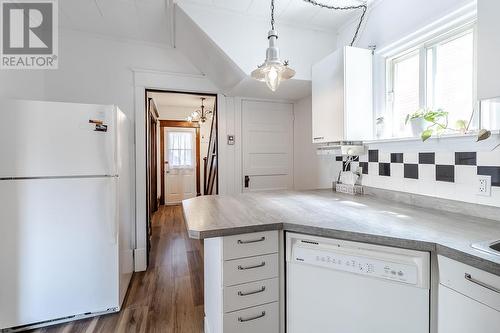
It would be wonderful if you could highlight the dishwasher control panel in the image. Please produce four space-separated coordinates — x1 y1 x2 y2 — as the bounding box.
293 246 418 285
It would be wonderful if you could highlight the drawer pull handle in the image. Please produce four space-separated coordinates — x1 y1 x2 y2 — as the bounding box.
238 286 266 296
313 136 324 140
238 311 266 323
464 273 500 294
238 262 266 270
237 237 266 244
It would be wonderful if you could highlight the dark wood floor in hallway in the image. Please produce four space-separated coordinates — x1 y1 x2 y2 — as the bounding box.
29 205 204 333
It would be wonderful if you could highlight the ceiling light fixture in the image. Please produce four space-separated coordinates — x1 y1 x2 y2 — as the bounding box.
251 0 295 92
187 97 213 123
252 1 368 92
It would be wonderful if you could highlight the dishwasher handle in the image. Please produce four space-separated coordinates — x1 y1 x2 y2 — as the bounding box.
464 273 500 294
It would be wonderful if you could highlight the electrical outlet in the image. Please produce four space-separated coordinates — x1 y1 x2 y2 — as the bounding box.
477 175 492 196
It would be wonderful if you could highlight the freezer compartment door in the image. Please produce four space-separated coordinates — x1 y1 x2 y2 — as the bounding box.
0 178 119 329
0 100 117 178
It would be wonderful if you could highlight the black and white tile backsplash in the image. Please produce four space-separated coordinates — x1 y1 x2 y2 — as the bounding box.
336 149 500 207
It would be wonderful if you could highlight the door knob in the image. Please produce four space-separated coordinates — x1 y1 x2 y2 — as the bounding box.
244 175 250 188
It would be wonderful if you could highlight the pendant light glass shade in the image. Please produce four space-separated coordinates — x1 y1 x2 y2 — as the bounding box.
251 30 295 92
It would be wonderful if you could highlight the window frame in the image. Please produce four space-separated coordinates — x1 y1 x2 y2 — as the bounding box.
385 23 478 138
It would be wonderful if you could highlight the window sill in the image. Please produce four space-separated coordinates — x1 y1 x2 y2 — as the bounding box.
365 130 500 152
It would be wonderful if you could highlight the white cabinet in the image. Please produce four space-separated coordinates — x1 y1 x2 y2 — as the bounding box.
437 255 500 333
478 0 500 100
204 231 282 333
311 46 373 143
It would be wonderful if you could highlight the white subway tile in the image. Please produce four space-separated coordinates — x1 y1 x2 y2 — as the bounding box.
477 150 500 166
435 152 455 165
379 152 391 163
391 163 404 178
404 152 418 164
455 165 477 185
419 164 436 182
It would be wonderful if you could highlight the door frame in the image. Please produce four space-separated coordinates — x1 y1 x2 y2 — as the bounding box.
160 120 201 205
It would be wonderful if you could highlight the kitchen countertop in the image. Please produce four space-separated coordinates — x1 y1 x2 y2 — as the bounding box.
182 190 500 276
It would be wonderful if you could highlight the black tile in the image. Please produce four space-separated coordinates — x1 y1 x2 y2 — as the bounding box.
359 162 368 175
336 156 343 161
342 161 351 171
404 164 419 179
455 152 476 165
391 153 404 163
436 165 455 182
379 163 391 176
419 152 435 164
368 150 379 162
478 166 500 187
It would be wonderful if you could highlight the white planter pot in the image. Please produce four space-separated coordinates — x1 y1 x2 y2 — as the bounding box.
410 118 428 137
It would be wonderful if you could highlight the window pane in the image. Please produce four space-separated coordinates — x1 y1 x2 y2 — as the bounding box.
429 31 474 128
167 131 193 168
392 53 420 137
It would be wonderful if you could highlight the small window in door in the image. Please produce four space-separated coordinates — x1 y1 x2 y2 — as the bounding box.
167 132 193 169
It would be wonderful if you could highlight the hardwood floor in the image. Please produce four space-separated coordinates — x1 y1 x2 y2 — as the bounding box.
29 205 204 333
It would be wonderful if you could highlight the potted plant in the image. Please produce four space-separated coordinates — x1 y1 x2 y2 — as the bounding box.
405 108 491 142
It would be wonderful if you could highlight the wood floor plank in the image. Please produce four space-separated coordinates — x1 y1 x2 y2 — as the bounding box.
28 205 204 333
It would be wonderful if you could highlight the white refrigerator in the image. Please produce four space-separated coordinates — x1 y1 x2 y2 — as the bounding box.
0 100 135 331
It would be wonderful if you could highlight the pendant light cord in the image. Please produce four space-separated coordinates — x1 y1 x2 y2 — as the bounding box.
271 0 275 30
302 0 368 46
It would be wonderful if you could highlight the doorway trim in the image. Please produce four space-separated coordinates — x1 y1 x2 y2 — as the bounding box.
160 120 201 205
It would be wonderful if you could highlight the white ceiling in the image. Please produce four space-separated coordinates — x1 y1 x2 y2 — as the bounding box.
59 0 172 45
178 0 369 31
149 91 216 108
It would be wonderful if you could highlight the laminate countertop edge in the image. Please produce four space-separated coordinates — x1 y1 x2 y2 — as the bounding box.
182 190 500 276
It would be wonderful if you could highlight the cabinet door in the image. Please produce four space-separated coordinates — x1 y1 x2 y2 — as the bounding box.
438 285 500 333
312 49 344 143
478 0 500 100
344 46 373 140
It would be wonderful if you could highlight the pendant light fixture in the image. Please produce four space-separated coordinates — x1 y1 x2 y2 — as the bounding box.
251 0 295 92
187 97 213 123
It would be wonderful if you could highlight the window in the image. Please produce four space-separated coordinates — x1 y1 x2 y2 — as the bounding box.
387 26 475 138
167 131 193 168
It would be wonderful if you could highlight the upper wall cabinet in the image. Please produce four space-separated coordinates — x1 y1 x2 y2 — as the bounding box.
312 46 373 143
477 0 500 100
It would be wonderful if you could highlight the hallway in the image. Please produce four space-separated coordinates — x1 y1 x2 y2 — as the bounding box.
29 205 204 333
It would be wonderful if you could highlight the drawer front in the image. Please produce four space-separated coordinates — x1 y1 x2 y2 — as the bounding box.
224 278 279 313
223 254 278 287
438 255 500 311
223 231 278 260
223 302 279 333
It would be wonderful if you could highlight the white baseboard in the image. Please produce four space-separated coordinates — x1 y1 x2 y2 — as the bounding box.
134 248 147 272
204 317 211 333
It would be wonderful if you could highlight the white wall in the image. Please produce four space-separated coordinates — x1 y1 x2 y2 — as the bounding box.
337 0 475 48
0 29 201 108
0 28 208 272
293 96 340 190
178 2 338 82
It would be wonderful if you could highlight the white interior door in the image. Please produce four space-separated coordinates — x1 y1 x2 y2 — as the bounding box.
242 100 294 192
164 127 196 204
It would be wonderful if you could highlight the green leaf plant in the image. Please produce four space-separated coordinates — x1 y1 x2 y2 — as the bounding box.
405 108 491 142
